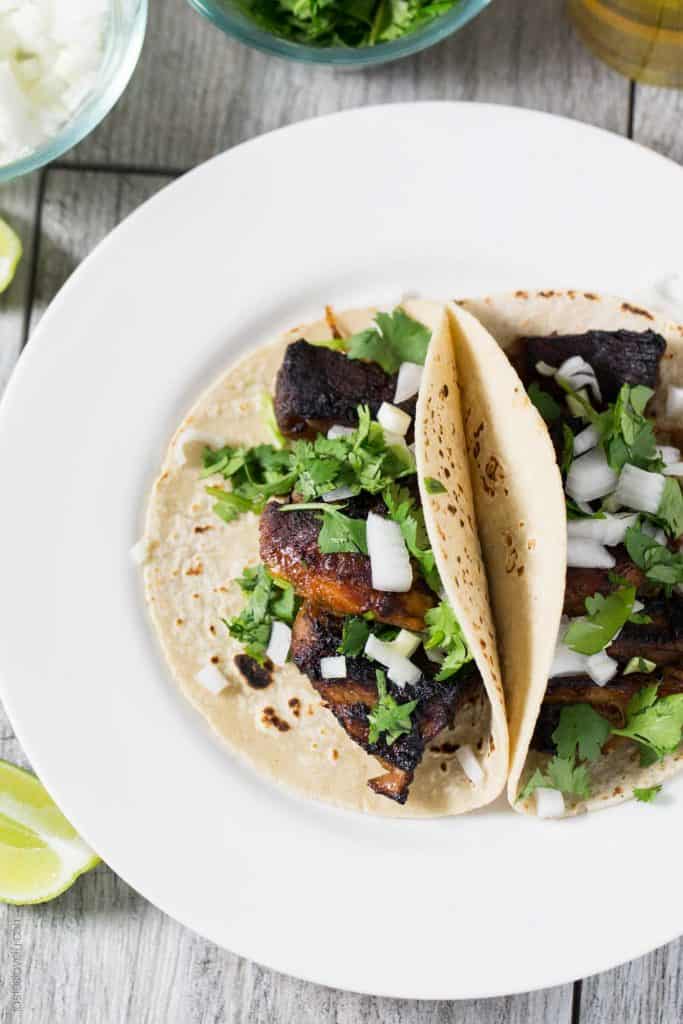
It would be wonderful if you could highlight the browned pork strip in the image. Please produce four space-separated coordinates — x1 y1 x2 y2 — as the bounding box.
260 499 434 632
273 339 416 440
291 603 480 803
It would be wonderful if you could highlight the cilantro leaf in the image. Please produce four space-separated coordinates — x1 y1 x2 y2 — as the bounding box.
633 785 662 803
424 476 447 495
424 600 472 681
203 442 297 519
367 670 418 746
346 309 431 374
519 756 591 802
337 616 371 657
624 525 683 595
612 685 683 761
561 423 575 476
529 382 561 423
595 383 660 473
657 478 683 539
564 586 637 656
225 565 299 663
552 704 611 762
279 502 368 555
624 656 657 676
261 392 287 449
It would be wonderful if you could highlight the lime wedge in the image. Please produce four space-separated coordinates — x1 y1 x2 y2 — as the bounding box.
0 759 99 905
0 218 22 295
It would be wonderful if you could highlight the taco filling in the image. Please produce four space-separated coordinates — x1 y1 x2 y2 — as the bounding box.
512 326 683 811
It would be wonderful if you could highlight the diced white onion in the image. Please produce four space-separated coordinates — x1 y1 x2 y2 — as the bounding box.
377 402 412 438
566 538 616 569
364 634 421 687
390 629 422 659
586 650 618 686
455 745 484 785
320 655 347 679
566 387 592 421
641 520 668 546
130 537 151 566
550 638 589 678
567 512 637 547
327 425 355 440
535 788 565 818
195 663 228 695
322 485 355 502
557 356 602 402
573 424 599 457
425 645 445 665
266 621 291 666
632 599 645 613
382 429 408 448
566 448 618 503
665 386 683 419
663 462 683 477
535 360 557 377
174 428 223 466
614 463 666 515
657 445 681 465
366 512 412 593
394 362 423 403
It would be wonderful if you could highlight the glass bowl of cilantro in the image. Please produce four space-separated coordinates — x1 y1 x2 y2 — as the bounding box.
186 0 491 65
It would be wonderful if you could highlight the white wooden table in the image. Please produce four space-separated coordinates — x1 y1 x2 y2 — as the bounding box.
1 1 682 1020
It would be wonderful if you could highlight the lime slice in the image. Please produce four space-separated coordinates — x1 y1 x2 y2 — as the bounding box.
0 218 22 295
0 759 99 905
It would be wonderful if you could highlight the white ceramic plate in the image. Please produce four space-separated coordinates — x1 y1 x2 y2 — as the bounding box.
1 104 682 1000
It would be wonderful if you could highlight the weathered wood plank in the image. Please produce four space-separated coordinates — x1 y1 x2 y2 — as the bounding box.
71 0 629 171
0 174 40 396
633 87 683 165
581 941 683 1024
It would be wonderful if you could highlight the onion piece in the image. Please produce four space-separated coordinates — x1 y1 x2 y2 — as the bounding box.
130 537 151 566
666 386 683 419
663 462 683 477
322 485 355 502
586 650 618 686
394 362 423 403
567 512 637 547
557 355 602 402
614 463 665 515
390 629 422 659
327 425 355 440
566 448 618 503
535 360 557 377
455 745 484 785
573 424 599 457
320 655 347 679
642 520 668 546
364 634 421 687
377 402 412 437
366 512 412 592
567 538 616 569
174 428 224 466
550 639 589 678
195 663 228 695
536 788 565 819
266 621 291 666
657 445 681 465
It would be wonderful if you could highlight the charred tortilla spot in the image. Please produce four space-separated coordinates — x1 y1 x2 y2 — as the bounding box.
261 706 290 732
621 302 654 320
235 654 272 689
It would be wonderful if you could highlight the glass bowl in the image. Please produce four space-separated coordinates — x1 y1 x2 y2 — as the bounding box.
0 0 148 184
186 0 491 66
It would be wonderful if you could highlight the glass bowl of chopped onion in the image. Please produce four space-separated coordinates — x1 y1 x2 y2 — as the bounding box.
0 0 147 183
186 0 490 66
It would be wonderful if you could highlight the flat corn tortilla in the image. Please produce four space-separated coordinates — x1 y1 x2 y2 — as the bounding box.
143 300 508 817
455 290 683 816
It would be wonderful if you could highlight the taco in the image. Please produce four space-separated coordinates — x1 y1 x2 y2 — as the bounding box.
451 291 683 817
142 300 508 817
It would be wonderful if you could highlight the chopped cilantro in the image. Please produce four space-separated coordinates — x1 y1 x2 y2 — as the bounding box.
261 392 287 449
561 423 575 476
203 443 296 519
612 684 683 763
346 309 431 374
564 585 639 656
657 478 683 539
383 483 441 592
595 384 660 473
552 704 611 762
519 756 591 802
279 502 368 555
623 656 657 676
633 785 662 803
224 565 299 663
367 670 418 746
424 600 472 681
529 382 561 423
424 476 447 494
566 498 605 521
624 525 683 594
338 616 371 657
